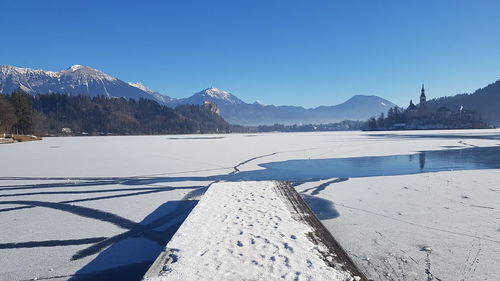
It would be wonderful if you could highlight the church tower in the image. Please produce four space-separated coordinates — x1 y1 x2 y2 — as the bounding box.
418 83 427 115
420 83 426 105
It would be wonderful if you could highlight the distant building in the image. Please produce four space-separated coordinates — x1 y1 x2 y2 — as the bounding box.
418 84 428 116
405 84 443 120
435 106 453 119
406 84 428 118
203 100 221 115
61 127 72 135
365 84 489 130
407 100 419 118
402 84 485 129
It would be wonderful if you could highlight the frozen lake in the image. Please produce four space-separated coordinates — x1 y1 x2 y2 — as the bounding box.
1 130 499 281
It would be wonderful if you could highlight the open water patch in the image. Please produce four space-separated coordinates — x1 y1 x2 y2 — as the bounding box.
129 146 500 184
238 146 500 181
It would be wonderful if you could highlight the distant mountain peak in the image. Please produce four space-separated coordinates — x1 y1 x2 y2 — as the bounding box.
68 64 84 71
59 64 116 81
202 87 231 98
192 87 244 104
342 95 394 107
348 94 379 100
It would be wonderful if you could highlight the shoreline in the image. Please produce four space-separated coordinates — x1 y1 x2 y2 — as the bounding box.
0 134 42 143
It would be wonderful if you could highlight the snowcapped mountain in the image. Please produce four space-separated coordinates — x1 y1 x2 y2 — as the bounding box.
0 64 396 125
171 89 395 125
0 65 172 103
174 87 244 106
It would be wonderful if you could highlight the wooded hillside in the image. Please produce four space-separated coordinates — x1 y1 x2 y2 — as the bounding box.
0 90 231 136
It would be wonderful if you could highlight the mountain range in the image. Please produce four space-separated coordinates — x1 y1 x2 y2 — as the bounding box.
181 89 395 125
0 65 396 125
0 65 173 104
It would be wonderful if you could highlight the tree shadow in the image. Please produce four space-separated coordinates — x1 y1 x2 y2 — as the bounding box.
3 145 500 280
68 200 197 281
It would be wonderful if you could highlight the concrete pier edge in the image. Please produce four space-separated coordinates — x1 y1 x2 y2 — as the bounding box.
143 181 368 281
274 181 368 281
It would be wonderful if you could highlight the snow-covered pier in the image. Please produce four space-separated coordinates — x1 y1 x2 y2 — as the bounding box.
143 181 366 281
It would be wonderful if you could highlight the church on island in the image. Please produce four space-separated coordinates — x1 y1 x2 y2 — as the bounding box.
366 84 489 130
406 84 429 119
404 84 482 126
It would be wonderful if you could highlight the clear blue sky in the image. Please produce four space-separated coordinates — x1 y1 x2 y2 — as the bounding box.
1 0 499 107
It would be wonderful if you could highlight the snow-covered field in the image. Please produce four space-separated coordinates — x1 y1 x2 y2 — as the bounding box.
1 130 499 281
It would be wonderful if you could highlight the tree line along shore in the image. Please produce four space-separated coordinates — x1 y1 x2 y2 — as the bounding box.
0 89 232 137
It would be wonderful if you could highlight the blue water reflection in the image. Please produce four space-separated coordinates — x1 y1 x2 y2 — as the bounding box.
242 146 500 181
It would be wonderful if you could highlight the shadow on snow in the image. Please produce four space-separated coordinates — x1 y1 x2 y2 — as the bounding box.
1 145 500 279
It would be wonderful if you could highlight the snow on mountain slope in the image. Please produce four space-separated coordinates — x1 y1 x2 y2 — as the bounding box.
202 88 240 103
179 87 244 105
59 64 117 82
128 82 174 103
0 65 172 103
128 82 151 92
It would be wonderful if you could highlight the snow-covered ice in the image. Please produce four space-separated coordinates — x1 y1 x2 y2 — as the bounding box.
0 129 499 281
295 170 500 281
